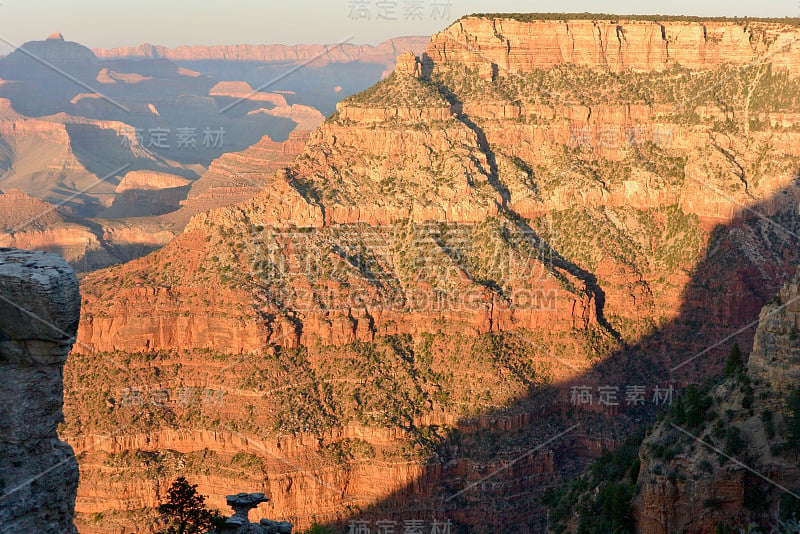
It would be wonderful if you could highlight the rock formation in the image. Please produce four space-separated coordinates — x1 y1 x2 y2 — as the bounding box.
66 13 800 533
546 266 800 533
0 189 172 273
0 248 80 533
0 129 311 275
747 278 800 395
429 15 800 76
0 24 321 273
222 493 292 534
115 171 192 193
1 33 97 70
76 14 800 355
394 51 422 78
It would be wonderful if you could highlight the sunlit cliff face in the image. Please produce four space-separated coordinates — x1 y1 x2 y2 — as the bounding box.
55 14 800 533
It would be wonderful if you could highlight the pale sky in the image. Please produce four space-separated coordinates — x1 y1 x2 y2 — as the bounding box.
0 0 798 54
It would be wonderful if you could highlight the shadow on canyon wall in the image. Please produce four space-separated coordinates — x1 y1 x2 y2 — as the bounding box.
313 179 800 533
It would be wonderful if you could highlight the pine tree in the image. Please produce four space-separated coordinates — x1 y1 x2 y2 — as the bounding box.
156 477 225 534
785 386 800 450
724 342 745 378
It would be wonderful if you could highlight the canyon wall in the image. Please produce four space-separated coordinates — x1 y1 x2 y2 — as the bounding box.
76 13 800 355
428 15 800 75
747 275 800 394
68 14 800 533
0 248 80 533
631 269 800 533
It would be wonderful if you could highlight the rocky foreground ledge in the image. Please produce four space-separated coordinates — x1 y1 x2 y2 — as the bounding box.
0 248 79 532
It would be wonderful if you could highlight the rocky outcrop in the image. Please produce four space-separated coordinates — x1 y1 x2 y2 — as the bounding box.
0 248 80 533
95 68 151 85
209 82 288 104
394 51 422 78
0 33 97 70
185 131 311 202
0 190 119 272
115 171 192 193
0 190 179 273
249 104 324 131
549 266 800 533
0 107 178 216
222 493 292 534
747 276 800 394
214 86 325 131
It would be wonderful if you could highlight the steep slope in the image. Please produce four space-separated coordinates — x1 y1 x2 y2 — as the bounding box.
547 268 800 533
634 273 800 533
67 14 800 533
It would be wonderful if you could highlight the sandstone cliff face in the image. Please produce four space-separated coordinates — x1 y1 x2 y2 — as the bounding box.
428 16 800 76
0 248 80 533
70 14 800 534
747 277 800 394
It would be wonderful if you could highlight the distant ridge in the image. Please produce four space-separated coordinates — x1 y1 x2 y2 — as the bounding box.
93 36 429 64
0 34 97 65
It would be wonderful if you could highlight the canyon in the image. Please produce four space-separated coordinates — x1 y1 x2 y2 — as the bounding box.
93 37 429 67
36 12 800 533
92 37 430 116
0 31 419 275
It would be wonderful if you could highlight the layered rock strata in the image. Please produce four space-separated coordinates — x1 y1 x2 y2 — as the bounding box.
69 13 800 533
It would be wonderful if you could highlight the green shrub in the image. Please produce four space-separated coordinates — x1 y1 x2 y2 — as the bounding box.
724 343 746 379
785 386 800 450
576 482 635 533
723 426 744 455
